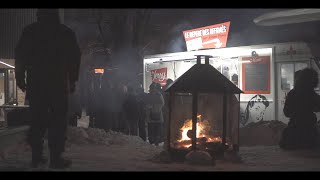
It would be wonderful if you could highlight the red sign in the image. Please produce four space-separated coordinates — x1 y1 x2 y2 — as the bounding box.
183 21 230 51
151 68 167 86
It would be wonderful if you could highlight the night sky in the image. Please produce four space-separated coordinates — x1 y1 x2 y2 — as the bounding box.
64 8 320 55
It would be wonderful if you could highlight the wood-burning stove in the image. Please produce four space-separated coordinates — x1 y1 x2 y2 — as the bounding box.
164 55 243 162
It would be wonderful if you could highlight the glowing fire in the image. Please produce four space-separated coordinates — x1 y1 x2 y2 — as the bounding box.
178 115 204 142
177 114 221 148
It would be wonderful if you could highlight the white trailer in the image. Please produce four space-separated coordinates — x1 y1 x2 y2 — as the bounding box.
143 41 320 127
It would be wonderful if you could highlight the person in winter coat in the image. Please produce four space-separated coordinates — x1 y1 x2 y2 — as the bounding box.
279 68 320 150
145 82 165 146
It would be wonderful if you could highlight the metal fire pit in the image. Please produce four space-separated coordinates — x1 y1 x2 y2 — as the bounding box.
164 55 242 162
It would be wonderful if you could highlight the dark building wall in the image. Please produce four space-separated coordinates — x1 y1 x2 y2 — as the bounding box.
0 9 37 59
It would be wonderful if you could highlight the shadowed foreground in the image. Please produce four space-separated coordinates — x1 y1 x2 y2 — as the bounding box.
1 127 320 171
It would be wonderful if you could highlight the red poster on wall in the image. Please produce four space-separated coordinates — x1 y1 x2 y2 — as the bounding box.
151 68 167 86
183 21 230 51
241 56 271 94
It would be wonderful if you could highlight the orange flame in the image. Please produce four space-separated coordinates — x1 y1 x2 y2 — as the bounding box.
178 119 204 142
177 114 222 147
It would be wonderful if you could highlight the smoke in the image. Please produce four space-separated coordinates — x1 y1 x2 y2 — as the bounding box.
167 35 187 53
166 20 193 53
110 46 142 86
227 31 248 47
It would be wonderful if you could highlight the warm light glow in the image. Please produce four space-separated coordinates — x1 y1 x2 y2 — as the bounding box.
177 114 222 146
94 68 104 74
178 119 203 142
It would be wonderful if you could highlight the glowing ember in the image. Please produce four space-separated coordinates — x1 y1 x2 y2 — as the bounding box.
208 137 222 142
183 144 192 148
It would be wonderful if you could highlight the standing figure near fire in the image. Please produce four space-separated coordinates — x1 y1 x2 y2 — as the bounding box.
15 9 81 169
123 86 140 136
279 68 320 150
136 86 148 141
145 82 165 146
161 79 173 143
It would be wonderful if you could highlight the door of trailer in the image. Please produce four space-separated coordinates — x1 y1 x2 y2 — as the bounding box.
276 61 309 124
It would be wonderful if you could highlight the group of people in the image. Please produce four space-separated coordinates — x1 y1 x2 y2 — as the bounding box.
84 75 173 147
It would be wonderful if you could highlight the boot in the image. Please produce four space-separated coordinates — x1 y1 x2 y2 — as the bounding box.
49 151 72 169
49 157 72 169
31 148 48 168
32 155 48 168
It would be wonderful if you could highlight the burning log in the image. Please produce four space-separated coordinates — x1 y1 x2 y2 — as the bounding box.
187 130 193 139
175 137 207 147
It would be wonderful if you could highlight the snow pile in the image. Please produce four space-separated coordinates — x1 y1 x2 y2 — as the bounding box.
66 127 150 147
66 127 90 145
239 120 287 146
86 128 110 145
105 130 150 146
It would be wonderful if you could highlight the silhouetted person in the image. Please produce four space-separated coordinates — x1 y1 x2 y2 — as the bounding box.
89 72 105 129
68 83 82 127
101 76 114 131
279 68 320 150
15 9 81 169
86 71 97 128
145 82 165 146
123 86 139 136
231 74 238 86
136 86 147 141
109 81 126 132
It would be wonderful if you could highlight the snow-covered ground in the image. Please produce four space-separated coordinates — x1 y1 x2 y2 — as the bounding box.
1 127 320 171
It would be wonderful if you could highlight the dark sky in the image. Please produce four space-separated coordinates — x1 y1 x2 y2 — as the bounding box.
64 9 320 53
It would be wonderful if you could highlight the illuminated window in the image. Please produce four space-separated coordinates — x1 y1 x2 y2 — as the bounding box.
281 64 294 90
281 62 307 90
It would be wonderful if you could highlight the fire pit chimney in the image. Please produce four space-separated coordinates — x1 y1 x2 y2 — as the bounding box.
196 55 201 64
205 56 210 65
195 55 212 65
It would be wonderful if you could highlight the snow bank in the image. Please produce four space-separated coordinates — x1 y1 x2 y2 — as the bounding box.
66 127 150 147
239 120 287 146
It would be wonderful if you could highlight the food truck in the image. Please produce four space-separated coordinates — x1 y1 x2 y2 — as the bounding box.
143 41 320 126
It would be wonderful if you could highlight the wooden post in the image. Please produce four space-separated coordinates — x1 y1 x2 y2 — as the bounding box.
222 89 227 147
205 56 209 65
237 93 240 152
167 92 172 151
196 55 201 64
192 91 198 151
